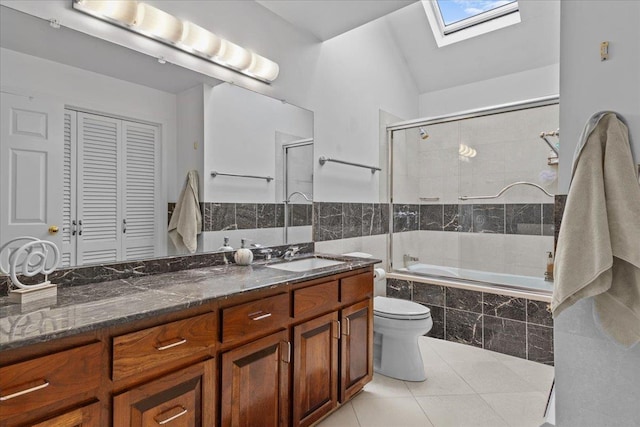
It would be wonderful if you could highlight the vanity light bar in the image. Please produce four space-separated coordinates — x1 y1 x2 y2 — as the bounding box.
72 0 280 83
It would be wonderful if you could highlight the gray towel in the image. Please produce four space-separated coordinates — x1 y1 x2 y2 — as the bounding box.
168 170 202 254
552 112 640 346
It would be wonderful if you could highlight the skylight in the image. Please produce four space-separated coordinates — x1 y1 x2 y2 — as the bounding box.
437 0 517 27
422 0 521 47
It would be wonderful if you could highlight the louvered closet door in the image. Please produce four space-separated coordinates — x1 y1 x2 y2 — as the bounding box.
76 112 123 265
122 121 158 260
61 110 77 267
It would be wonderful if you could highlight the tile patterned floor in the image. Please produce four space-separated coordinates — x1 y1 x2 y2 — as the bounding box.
317 337 554 427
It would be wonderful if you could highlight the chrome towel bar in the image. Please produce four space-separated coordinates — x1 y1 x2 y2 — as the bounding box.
211 171 273 182
318 156 381 173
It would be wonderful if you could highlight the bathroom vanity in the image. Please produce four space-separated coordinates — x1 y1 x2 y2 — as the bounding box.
0 255 376 427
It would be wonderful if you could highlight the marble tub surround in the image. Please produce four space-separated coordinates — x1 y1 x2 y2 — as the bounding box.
393 203 554 236
0 253 379 351
202 202 312 231
313 202 389 242
0 242 315 297
386 279 554 364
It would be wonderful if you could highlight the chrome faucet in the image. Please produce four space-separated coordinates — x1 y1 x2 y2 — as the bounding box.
283 245 308 259
403 254 419 267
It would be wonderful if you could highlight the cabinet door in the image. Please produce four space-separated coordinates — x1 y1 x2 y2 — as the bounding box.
340 298 373 402
76 112 123 265
113 359 214 427
221 330 289 427
292 311 339 427
122 120 159 260
31 402 101 427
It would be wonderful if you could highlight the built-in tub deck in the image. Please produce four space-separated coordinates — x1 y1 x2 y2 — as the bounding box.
390 263 552 302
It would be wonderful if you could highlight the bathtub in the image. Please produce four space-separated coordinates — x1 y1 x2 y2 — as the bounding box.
393 262 553 301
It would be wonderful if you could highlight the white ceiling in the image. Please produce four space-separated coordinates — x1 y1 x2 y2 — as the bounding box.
256 0 416 41
255 0 560 94
1 1 560 97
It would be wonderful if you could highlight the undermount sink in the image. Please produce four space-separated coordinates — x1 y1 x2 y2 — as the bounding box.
265 257 345 272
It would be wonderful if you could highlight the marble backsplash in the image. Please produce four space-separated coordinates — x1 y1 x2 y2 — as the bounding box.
0 243 314 296
387 278 554 365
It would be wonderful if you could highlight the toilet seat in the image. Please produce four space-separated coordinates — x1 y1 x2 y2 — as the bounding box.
374 296 431 320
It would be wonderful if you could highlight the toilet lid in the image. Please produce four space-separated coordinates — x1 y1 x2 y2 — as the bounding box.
374 296 431 320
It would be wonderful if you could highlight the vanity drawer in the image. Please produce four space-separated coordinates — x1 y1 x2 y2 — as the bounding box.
340 272 373 305
112 312 216 381
294 280 339 318
0 342 102 419
221 293 290 344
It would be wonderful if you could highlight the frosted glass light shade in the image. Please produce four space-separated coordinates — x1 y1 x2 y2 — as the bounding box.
181 22 222 57
135 2 183 43
73 0 280 82
218 40 252 70
75 0 139 25
247 53 280 81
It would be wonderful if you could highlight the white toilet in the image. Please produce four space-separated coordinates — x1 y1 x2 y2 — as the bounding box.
373 296 433 382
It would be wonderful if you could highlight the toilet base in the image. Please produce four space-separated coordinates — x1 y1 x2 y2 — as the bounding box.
373 331 426 382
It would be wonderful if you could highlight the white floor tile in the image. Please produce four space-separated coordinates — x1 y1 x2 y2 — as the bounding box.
480 392 549 427
405 363 475 396
352 397 435 427
358 373 413 399
448 361 538 394
416 394 508 427
428 338 499 364
501 358 555 393
316 401 360 427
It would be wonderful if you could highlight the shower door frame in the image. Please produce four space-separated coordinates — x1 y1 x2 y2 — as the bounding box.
282 138 314 244
385 95 560 273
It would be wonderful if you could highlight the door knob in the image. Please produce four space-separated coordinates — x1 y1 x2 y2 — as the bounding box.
48 225 59 234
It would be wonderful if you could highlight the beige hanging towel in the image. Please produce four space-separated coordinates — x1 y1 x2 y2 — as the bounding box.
168 170 202 254
552 112 640 346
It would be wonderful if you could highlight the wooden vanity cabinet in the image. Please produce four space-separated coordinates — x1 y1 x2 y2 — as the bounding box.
113 359 215 427
289 270 373 426
220 330 290 427
30 402 102 427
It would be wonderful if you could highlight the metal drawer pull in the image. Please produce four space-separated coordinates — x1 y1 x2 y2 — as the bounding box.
155 406 188 425
333 320 341 338
249 311 272 321
155 338 187 351
0 379 49 401
344 317 351 336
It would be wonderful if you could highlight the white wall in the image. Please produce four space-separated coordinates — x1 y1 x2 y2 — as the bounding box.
555 1 640 426
307 18 419 203
418 64 559 118
176 85 205 196
204 83 313 203
0 47 177 253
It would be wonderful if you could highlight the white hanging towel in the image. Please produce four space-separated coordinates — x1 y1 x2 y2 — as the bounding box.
168 170 202 254
552 112 640 346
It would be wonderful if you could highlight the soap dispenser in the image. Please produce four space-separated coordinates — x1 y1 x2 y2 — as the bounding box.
544 251 554 281
218 237 233 252
234 239 253 266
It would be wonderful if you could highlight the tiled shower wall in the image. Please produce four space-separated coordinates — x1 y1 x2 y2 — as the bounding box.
387 278 554 365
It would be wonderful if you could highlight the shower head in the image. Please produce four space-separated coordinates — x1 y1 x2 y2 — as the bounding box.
419 127 429 140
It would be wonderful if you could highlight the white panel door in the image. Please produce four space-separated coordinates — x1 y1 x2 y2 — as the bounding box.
76 112 123 265
0 92 63 266
122 120 159 260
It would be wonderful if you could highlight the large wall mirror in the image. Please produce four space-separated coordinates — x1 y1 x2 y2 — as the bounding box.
0 6 313 269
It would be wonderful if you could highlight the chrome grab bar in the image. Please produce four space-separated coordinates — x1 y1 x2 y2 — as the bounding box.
459 181 554 201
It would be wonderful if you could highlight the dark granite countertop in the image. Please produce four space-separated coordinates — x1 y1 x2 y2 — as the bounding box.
0 254 379 351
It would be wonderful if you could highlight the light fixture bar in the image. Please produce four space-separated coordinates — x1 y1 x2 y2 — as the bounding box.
72 0 279 83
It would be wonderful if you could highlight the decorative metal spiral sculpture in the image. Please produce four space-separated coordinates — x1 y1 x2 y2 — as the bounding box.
0 237 60 289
